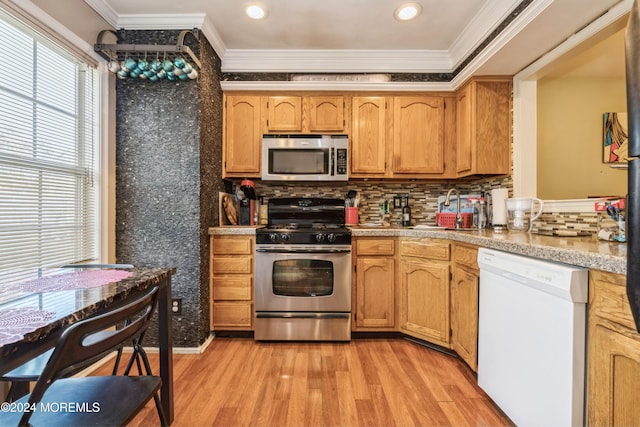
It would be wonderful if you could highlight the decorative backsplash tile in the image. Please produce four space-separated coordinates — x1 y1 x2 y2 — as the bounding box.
533 212 599 236
241 178 602 236
242 176 513 227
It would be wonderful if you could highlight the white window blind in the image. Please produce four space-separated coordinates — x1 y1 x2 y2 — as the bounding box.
0 11 99 285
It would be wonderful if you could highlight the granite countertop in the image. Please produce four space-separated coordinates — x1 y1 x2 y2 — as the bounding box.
208 225 627 275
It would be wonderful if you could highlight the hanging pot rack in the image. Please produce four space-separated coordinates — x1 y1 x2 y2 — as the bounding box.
94 29 201 69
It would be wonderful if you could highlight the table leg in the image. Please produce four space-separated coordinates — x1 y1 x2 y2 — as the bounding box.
157 276 174 424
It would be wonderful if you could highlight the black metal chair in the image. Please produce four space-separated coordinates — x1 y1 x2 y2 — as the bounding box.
0 285 167 427
1 263 137 403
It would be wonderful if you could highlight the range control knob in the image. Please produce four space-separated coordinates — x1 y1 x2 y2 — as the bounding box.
315 233 325 243
280 233 290 242
269 233 279 242
326 233 337 243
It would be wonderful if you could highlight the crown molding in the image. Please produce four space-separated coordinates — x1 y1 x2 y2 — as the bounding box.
448 0 522 69
220 49 452 73
200 15 226 60
84 0 205 30
220 80 455 92
84 0 119 29
451 0 553 86
116 13 205 30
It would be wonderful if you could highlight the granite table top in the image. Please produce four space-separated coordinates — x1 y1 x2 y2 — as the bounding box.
209 225 627 275
0 266 176 375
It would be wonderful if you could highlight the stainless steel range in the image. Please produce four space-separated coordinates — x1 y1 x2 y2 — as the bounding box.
254 197 352 341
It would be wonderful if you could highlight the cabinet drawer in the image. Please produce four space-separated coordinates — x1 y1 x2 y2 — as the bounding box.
453 244 479 270
213 302 252 328
400 240 450 261
213 256 253 274
213 237 253 255
356 238 395 256
213 275 252 300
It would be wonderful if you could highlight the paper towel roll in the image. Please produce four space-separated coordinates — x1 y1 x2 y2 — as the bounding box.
491 188 508 225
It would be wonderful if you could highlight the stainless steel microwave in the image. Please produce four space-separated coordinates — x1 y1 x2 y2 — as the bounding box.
261 134 349 181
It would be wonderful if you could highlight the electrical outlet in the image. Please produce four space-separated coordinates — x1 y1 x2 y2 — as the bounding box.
171 298 182 315
393 196 402 209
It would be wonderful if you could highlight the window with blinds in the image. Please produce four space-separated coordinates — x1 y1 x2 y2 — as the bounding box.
0 12 99 284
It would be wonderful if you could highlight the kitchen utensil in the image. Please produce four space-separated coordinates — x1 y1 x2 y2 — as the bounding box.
346 190 357 207
505 197 544 232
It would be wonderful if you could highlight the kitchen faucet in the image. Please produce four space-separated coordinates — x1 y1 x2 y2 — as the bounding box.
444 188 464 229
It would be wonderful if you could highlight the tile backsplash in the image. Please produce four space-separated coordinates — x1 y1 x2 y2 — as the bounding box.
230 178 606 236
238 176 513 226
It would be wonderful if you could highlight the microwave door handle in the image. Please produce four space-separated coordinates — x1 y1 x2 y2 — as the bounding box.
330 147 335 176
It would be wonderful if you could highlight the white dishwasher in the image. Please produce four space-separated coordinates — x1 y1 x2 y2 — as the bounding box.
477 248 588 427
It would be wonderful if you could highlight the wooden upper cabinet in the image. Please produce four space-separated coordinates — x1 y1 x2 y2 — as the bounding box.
455 78 512 177
265 96 302 132
306 96 346 132
392 96 445 175
262 94 347 134
223 95 262 177
351 96 388 176
456 85 473 174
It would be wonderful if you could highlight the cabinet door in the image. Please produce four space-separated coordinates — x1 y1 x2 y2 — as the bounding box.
399 257 450 347
392 96 444 174
351 96 388 176
224 95 262 176
588 323 640 426
355 257 395 328
306 96 345 132
455 79 511 176
451 265 478 371
455 84 473 174
266 96 302 132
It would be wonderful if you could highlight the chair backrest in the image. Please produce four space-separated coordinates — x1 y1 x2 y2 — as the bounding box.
26 285 160 405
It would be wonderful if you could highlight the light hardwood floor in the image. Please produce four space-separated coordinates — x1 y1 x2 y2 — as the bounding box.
103 338 513 427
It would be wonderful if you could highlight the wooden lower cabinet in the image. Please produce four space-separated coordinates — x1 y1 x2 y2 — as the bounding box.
588 269 640 426
451 243 479 371
398 238 450 347
353 237 396 330
210 235 254 330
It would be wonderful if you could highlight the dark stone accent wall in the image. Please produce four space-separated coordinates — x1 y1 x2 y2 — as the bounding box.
115 30 222 347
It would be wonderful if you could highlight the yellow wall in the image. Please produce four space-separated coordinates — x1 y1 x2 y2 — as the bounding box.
537 76 628 199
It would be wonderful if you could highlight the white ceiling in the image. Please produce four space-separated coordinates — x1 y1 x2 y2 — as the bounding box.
85 0 628 79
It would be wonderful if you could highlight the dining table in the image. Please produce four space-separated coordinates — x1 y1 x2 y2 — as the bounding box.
0 266 176 424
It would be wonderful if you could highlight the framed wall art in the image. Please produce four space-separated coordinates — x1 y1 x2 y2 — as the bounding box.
603 112 629 164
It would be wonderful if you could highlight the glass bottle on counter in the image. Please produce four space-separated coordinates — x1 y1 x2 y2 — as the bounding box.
477 197 487 229
402 195 412 227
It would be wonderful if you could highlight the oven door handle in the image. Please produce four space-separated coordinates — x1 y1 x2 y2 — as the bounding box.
255 248 351 254
256 312 350 319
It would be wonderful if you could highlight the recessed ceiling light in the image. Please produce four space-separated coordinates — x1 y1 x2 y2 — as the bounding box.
394 3 422 21
246 5 267 20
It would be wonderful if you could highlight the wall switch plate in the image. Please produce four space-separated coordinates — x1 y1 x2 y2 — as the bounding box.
171 298 182 315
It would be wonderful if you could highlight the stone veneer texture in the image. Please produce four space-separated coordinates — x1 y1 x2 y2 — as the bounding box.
115 30 222 347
